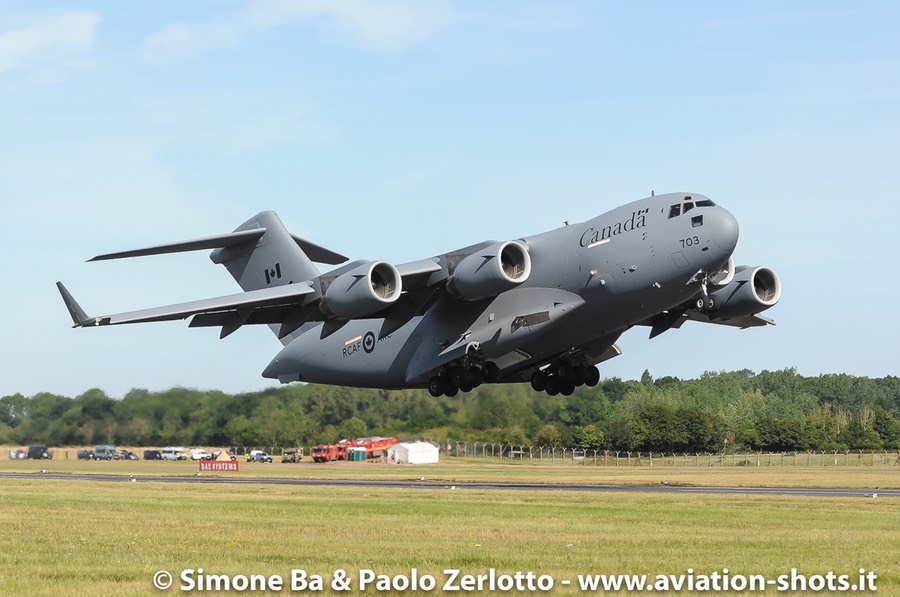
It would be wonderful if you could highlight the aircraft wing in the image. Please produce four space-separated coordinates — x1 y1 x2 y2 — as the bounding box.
394 258 443 288
56 281 314 327
684 311 776 329
642 308 775 339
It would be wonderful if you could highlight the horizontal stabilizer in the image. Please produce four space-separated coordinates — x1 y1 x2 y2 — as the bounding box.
89 229 266 261
291 235 348 265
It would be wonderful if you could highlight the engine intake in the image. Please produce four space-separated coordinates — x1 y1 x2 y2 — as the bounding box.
710 265 781 319
447 241 532 301
320 261 401 319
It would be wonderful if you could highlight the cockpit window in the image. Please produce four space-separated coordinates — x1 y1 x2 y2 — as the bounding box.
670 198 715 219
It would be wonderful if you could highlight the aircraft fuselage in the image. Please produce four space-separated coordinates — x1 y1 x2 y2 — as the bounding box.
263 192 739 388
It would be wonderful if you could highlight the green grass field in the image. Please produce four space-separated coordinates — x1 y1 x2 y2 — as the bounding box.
0 460 897 595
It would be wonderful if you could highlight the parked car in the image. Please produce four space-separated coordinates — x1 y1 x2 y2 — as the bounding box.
8 449 26 460
190 449 213 461
247 450 273 463
282 448 303 463
160 447 187 460
212 450 237 461
27 446 52 459
143 449 162 460
94 445 118 460
77 449 95 460
119 450 139 460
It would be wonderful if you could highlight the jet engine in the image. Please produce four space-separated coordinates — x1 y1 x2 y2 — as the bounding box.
447 241 532 301
709 265 781 318
320 261 401 319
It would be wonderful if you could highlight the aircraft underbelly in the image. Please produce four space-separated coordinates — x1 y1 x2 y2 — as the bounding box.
264 320 420 388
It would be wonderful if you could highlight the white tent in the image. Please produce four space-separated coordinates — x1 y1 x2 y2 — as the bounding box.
387 441 439 464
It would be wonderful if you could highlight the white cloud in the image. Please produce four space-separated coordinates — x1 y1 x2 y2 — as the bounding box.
143 0 457 60
0 11 99 74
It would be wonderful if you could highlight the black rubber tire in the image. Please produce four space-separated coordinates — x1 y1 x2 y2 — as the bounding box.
571 365 586 386
483 362 500 383
556 361 572 379
531 370 548 392
545 375 561 396
584 366 601 387
428 376 444 397
468 366 484 388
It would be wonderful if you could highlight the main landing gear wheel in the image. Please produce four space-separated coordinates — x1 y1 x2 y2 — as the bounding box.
428 376 444 398
531 370 548 392
430 364 488 396
532 362 601 395
483 362 500 383
545 375 561 396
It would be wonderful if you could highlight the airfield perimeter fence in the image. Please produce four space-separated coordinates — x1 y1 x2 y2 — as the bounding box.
440 442 900 467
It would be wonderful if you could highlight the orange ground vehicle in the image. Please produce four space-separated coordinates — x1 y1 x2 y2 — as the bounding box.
311 444 341 462
311 437 398 462
355 437 398 458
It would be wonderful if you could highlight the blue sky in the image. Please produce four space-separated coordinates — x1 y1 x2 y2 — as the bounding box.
2 2 898 398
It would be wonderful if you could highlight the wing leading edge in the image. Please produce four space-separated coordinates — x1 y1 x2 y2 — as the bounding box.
56 281 314 327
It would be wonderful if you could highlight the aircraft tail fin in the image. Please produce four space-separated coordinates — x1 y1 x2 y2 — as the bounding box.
82 211 348 342
208 211 347 292
88 211 348 292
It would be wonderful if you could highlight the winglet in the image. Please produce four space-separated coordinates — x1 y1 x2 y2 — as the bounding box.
56 282 91 327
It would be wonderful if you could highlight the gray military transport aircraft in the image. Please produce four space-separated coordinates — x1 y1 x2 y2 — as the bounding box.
57 192 780 397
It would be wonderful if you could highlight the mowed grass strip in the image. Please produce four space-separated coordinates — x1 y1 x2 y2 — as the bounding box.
0 479 896 596
3 456 900 489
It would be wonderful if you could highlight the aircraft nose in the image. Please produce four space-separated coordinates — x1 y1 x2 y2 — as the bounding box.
710 207 739 253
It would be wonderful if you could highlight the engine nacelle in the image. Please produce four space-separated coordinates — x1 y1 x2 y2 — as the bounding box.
320 261 401 319
710 265 781 319
447 241 532 301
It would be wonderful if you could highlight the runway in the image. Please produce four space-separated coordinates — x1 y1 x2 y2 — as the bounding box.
1 471 896 498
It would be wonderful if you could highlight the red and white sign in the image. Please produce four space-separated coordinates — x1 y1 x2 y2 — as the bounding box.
199 460 239 472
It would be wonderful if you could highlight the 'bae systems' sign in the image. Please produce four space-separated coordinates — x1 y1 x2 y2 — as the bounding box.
199 458 240 472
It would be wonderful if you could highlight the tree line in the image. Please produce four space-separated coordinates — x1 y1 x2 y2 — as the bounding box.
1 369 899 453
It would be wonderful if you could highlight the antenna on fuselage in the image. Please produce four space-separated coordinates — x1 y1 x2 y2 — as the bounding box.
651 190 655 197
